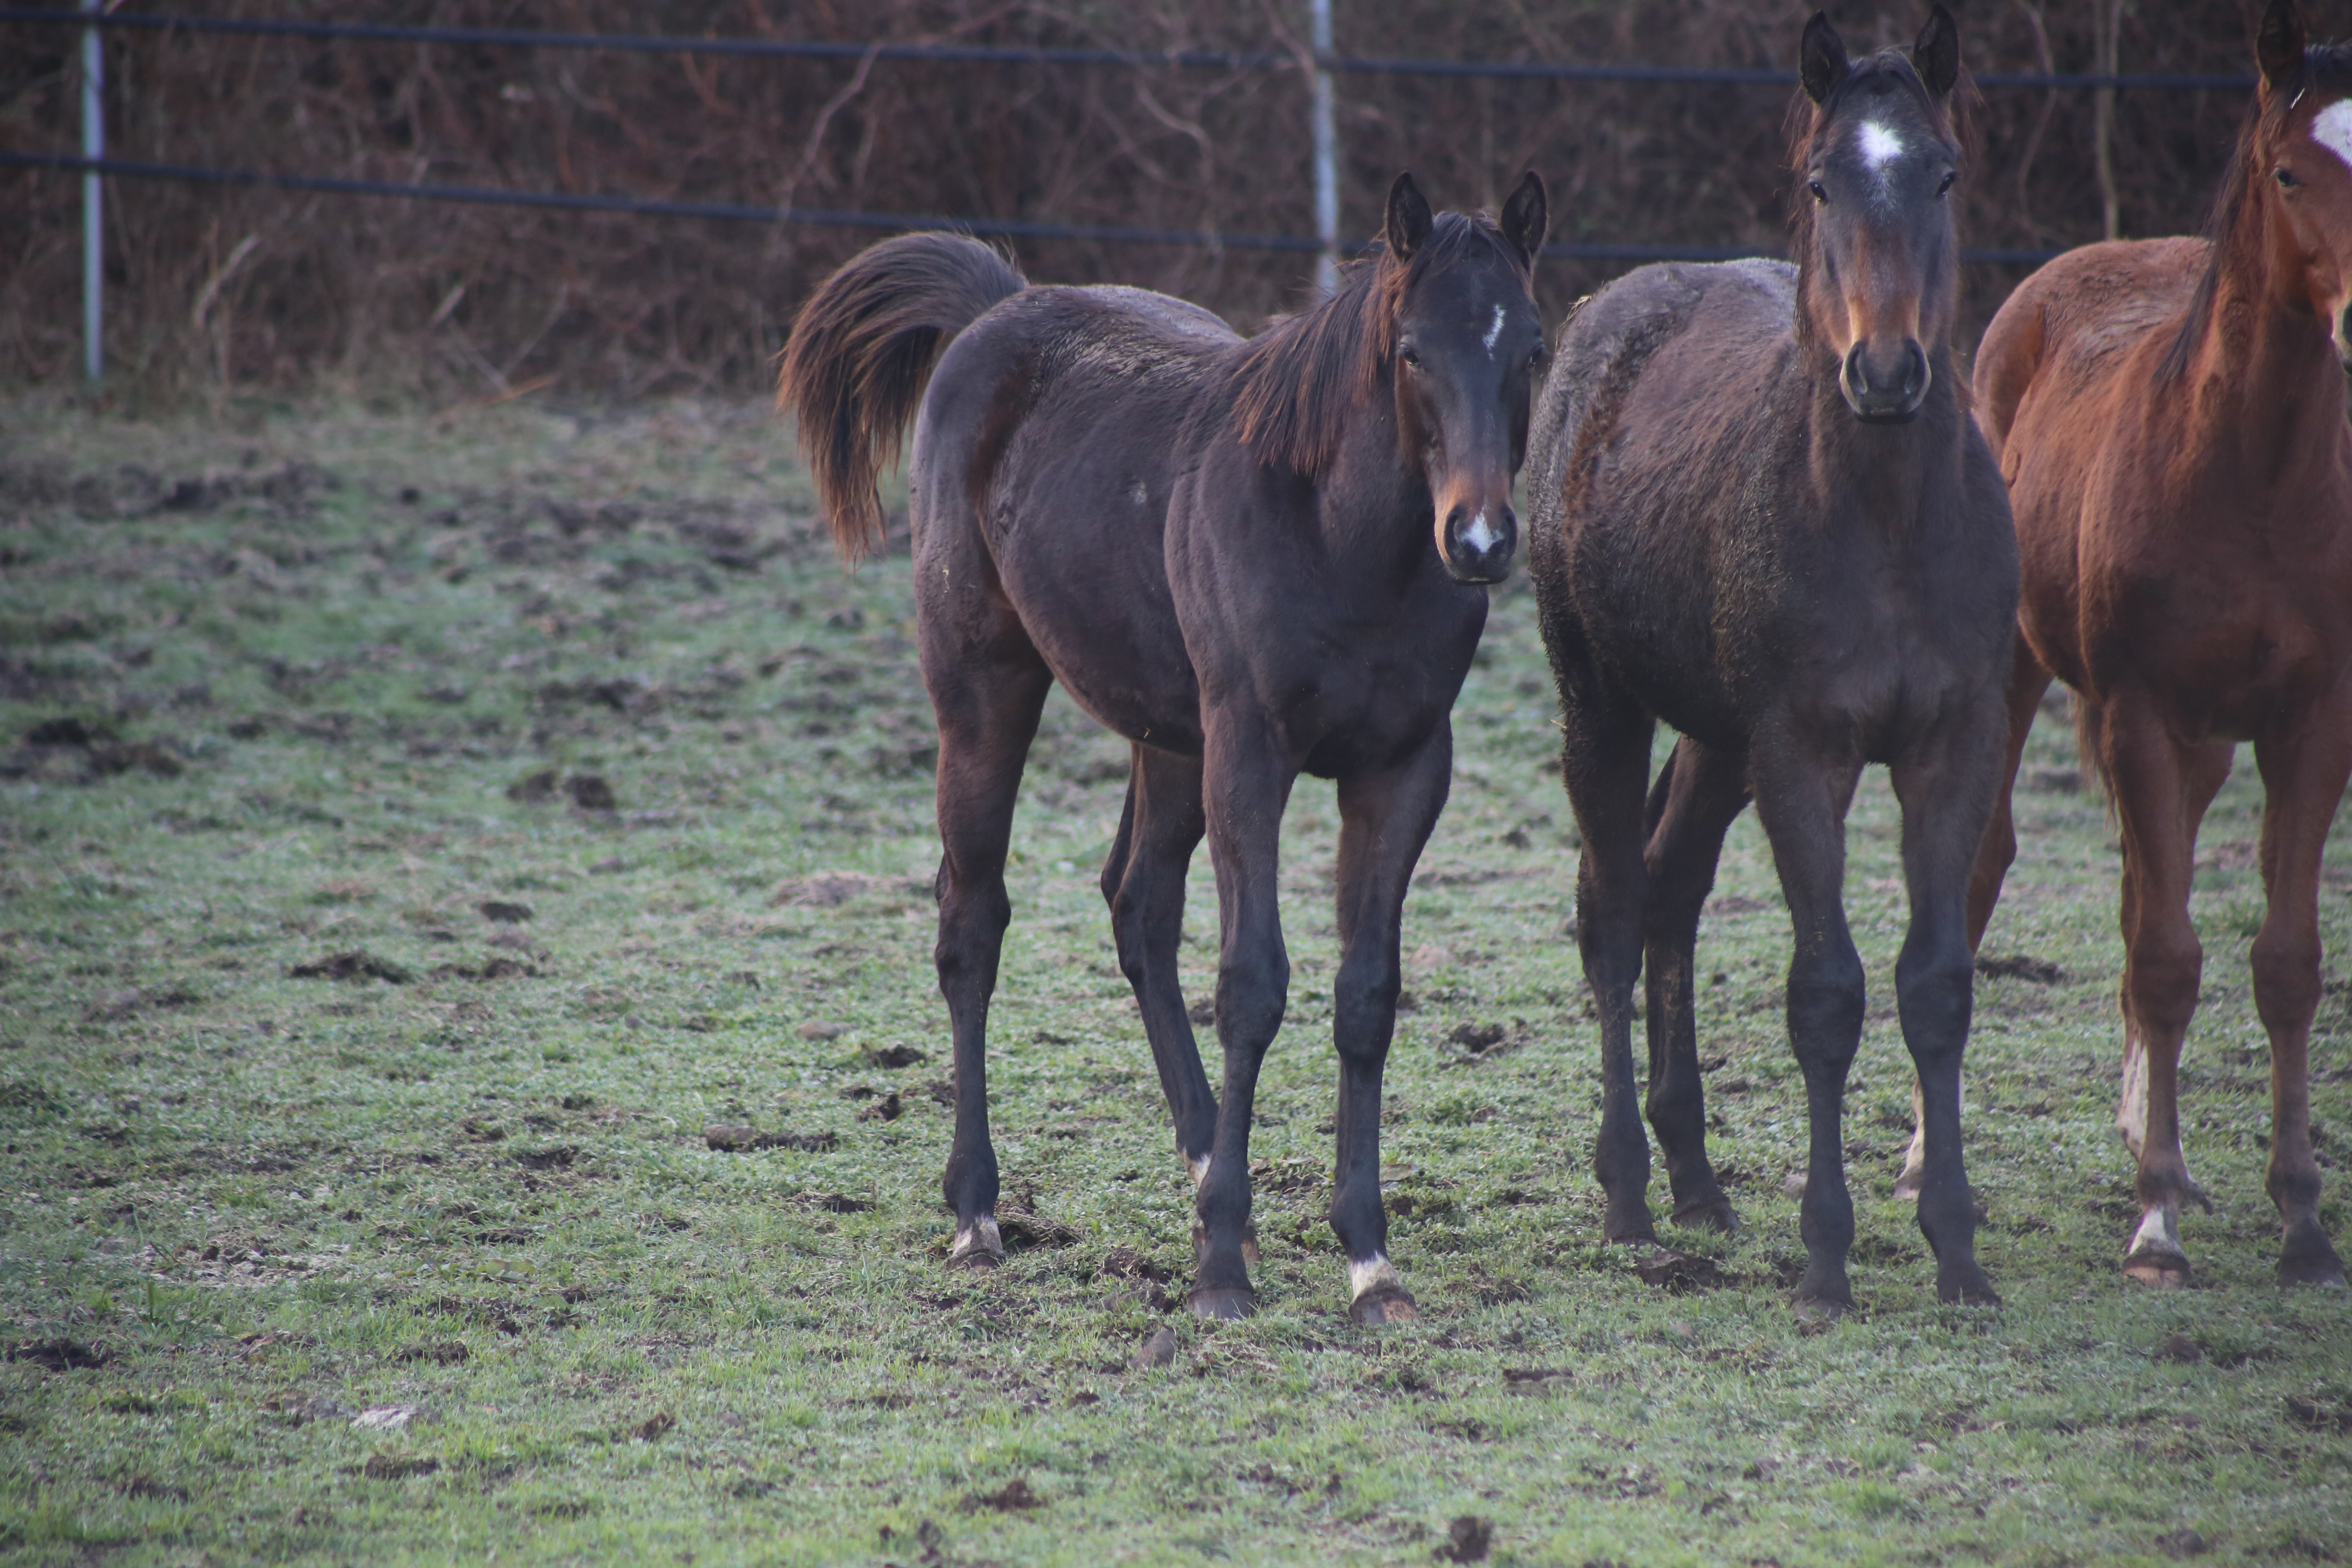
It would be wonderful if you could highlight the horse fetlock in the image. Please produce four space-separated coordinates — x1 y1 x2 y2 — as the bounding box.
947 1216 1004 1270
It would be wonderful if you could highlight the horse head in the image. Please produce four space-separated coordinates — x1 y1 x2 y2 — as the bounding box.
1383 172 1548 584
1793 6 1964 425
2253 0 2352 370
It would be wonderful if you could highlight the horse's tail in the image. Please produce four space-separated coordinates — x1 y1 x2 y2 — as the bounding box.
777 233 1027 562
2073 690 2114 814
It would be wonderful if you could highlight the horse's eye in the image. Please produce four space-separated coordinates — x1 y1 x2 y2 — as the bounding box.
2278 165 2303 189
1936 170 1956 197
1399 347 1423 370
1808 180 1829 205
1528 343 1547 370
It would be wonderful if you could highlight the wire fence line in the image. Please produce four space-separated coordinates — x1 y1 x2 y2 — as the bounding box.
0 150 2060 267
0 5 2254 383
0 7 2264 91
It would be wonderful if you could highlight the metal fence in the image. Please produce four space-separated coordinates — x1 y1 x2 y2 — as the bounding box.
0 6 2257 383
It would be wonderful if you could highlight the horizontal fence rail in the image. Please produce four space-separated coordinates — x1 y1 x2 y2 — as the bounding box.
0 151 2059 267
0 7 2262 91
1 6 2236 380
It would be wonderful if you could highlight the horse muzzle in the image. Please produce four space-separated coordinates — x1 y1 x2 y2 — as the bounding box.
1839 339 1931 424
1438 501 1517 585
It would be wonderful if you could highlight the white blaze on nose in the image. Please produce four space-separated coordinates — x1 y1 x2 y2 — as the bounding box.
1462 510 1496 553
1481 304 1506 355
2314 100 2352 173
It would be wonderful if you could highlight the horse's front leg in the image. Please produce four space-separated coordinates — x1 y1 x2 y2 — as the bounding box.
2251 707 2352 1288
1889 696 2009 1306
1749 734 1866 1318
1189 713 1298 1320
1327 723 1455 1325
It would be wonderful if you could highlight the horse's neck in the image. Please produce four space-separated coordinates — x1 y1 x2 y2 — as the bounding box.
2183 218 2349 488
1802 362 1962 539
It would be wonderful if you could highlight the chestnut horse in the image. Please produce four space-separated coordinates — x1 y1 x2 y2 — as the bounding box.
779 175 1549 1322
1960 0 2352 1289
1526 7 2013 1318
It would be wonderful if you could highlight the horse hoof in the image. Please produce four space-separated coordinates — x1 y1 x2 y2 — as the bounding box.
2122 1249 2192 1289
1187 1287 1256 1321
1349 1285 1419 1327
947 1218 1004 1270
1791 1294 1849 1327
1937 1268 2001 1307
1670 1197 1740 1234
2278 1234 2348 1289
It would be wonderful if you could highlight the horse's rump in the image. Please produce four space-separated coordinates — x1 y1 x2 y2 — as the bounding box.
1530 261 1795 530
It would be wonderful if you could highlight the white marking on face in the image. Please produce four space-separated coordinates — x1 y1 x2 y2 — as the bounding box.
1129 479 1148 507
1858 121 1904 172
2314 100 2352 173
1481 304 1506 355
1462 510 1496 553
1348 1254 1403 1299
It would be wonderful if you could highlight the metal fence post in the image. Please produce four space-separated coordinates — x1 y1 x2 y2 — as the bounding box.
1308 0 1337 295
81 0 103 383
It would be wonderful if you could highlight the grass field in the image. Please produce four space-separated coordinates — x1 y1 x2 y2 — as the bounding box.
2 392 2349 1567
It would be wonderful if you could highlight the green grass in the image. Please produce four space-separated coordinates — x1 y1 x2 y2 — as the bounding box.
1 392 2348 1566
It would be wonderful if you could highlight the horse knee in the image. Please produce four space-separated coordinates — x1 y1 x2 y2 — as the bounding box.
1788 948 1865 1049
1332 959 1399 1063
1897 947 1974 1047
2250 926 2323 1033
1216 951 1289 1049
2124 933 2202 1039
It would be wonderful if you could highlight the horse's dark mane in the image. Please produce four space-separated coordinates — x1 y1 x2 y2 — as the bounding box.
2159 42 2352 383
1782 49 1977 270
1232 212 1524 476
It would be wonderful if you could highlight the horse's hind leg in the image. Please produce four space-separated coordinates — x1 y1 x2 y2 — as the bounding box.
1328 724 1455 1325
1749 737 1866 1317
928 629 1053 1269
2250 710 2352 1287
1640 737 1751 1234
2102 690 2228 1286
1100 745 1219 1187
1897 640 2049 1198
1555 678 1659 1244
1888 695 2010 1307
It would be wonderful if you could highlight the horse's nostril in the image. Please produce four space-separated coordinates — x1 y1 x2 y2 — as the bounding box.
1843 342 1871 394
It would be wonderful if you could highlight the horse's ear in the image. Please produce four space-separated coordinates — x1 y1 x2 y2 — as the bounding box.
1499 172 1548 271
1385 173 1434 263
1800 11 1849 106
1912 5 1960 99
2258 0 2307 92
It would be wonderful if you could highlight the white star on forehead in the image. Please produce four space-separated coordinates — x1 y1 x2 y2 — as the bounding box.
2315 100 2352 173
1858 122 1904 169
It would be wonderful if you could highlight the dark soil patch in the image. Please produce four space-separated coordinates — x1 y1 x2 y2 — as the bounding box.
290 951 411 984
7 1338 108 1370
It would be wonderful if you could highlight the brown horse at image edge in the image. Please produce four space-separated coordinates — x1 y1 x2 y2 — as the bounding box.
1957 0 2352 1289
779 175 1548 1322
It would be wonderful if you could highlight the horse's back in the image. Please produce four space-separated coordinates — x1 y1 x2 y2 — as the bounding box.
1529 260 1794 532
1971 237 2205 459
